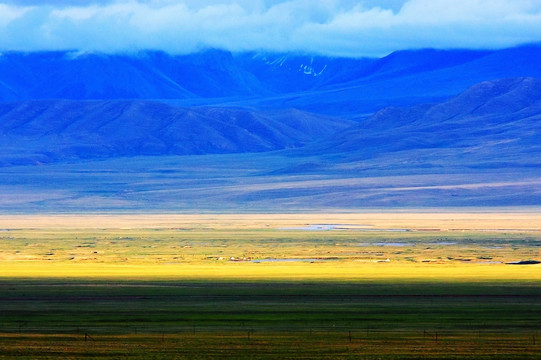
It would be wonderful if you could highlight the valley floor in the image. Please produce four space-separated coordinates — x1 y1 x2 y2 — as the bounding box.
0 213 539 359
2 153 540 211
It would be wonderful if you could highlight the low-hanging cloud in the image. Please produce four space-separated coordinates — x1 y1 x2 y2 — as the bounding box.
1 0 541 57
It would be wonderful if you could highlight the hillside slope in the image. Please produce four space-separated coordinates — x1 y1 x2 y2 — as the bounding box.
254 46 541 118
0 100 352 166
293 77 541 172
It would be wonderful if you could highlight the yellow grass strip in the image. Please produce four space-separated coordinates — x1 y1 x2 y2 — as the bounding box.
1 260 539 282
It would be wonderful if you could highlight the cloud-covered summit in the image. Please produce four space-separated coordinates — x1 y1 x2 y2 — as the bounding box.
1 0 541 57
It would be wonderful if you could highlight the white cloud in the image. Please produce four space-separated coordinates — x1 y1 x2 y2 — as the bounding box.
0 0 540 57
399 0 541 23
0 3 31 26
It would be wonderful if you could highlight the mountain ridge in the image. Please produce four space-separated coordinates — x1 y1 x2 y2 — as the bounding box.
2 77 539 171
0 100 353 166
295 77 541 171
2 45 541 118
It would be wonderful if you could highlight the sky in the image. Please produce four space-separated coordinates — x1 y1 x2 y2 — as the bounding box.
1 0 541 57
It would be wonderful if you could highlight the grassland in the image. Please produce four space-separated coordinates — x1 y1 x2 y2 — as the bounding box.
0 213 540 359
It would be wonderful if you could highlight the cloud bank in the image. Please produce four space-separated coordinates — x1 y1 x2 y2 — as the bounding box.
1 0 541 57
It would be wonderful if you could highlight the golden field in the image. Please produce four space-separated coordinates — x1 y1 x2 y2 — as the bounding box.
0 212 539 281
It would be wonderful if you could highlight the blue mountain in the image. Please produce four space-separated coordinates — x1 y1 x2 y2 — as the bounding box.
1 45 541 118
292 77 541 172
0 100 352 165
0 47 540 209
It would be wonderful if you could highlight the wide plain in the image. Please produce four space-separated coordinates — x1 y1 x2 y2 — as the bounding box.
0 213 540 359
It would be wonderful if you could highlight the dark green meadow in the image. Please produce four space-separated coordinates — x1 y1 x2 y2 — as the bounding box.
1 280 540 359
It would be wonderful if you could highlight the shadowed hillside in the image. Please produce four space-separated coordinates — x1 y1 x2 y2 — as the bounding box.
0 100 352 165
304 77 541 165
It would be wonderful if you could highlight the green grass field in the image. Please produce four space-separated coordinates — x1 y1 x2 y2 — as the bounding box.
0 214 539 359
1 280 540 359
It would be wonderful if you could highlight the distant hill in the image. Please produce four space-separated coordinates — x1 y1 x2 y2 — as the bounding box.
295 77 541 171
254 46 541 118
1 77 539 169
0 100 353 165
0 77 540 210
0 51 256 100
1 46 541 117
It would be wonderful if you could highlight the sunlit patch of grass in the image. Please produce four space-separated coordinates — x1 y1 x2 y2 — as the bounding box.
1 260 540 282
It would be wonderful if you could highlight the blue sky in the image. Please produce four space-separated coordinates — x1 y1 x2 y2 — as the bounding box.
1 0 541 57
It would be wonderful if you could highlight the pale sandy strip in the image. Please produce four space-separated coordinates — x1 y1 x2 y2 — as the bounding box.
0 213 540 231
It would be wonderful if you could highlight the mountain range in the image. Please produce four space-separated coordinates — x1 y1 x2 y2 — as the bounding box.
2 45 541 115
0 45 540 210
